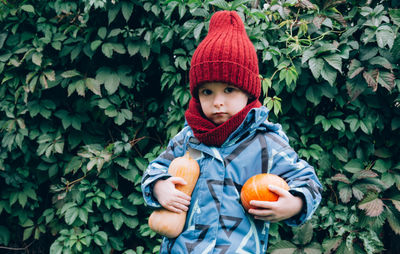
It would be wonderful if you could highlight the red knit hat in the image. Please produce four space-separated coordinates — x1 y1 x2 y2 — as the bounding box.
189 11 261 99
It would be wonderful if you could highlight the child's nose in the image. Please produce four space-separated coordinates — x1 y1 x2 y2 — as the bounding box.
213 93 224 107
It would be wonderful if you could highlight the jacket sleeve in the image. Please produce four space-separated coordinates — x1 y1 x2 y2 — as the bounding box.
268 134 323 226
141 130 187 208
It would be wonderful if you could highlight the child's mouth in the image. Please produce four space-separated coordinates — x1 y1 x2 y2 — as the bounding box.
214 112 226 115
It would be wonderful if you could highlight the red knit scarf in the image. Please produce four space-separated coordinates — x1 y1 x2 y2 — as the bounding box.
185 98 262 146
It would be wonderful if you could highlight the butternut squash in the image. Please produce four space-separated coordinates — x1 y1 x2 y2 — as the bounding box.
148 151 200 238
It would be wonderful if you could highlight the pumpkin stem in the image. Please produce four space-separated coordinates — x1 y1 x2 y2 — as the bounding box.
184 151 190 159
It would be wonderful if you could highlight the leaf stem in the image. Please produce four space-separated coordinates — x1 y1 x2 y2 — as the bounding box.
328 184 339 204
65 174 88 191
0 240 35 251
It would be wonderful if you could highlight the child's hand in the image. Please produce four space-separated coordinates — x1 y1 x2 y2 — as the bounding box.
247 185 303 222
153 177 191 213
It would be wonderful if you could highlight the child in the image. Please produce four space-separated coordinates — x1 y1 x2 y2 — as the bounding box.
141 10 322 253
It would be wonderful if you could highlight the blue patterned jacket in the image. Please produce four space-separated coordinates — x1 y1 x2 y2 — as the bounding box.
141 106 322 253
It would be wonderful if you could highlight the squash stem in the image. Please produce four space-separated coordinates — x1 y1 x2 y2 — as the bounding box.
184 151 190 159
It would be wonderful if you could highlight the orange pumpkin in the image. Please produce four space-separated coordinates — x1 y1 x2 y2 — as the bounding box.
240 173 289 211
148 151 200 238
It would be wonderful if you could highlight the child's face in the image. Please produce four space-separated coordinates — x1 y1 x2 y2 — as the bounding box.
198 82 249 125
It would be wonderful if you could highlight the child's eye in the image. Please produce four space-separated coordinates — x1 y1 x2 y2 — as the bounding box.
200 89 212 96
224 87 235 93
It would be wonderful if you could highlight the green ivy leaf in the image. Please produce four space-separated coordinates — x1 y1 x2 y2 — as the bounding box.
164 1 179 20
20 5 35 13
112 211 124 230
115 157 129 169
61 70 81 78
323 54 342 73
359 230 385 253
94 231 108 246
360 46 378 61
108 5 120 24
75 79 85 97
119 166 139 184
269 240 297 254
372 159 391 173
376 25 394 49
348 59 364 79
85 78 102 96
368 56 392 70
389 9 400 26
321 64 337 86
391 36 400 61
96 67 120 95
102 43 114 58
98 27 107 40
377 71 395 91
303 242 323 254
339 183 352 203
0 226 10 246
392 117 400 130
32 52 42 66
64 156 83 175
0 33 7 49
308 58 324 79
18 192 28 208
346 78 367 101
331 173 351 184
139 43 151 59
322 238 342 254
306 86 322 105
91 40 102 51
386 207 400 234
123 215 139 229
231 0 252 10
333 146 348 162
78 208 88 224
127 41 140 56
360 118 374 135
301 48 316 64
112 43 126 54
65 207 79 225
193 22 205 41
181 20 198 39
23 226 34 241
210 0 230 10
133 157 147 172
330 118 345 131
359 192 384 217
292 221 313 245
343 159 364 173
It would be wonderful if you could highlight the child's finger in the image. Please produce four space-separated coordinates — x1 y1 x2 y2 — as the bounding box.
249 200 276 209
175 196 190 206
268 184 289 197
176 191 191 201
166 205 184 214
169 176 187 186
248 208 273 216
172 202 189 212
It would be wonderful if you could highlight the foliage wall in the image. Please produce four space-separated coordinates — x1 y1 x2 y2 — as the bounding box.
0 0 399 253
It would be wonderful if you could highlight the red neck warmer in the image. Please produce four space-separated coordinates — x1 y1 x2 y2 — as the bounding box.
185 98 261 146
